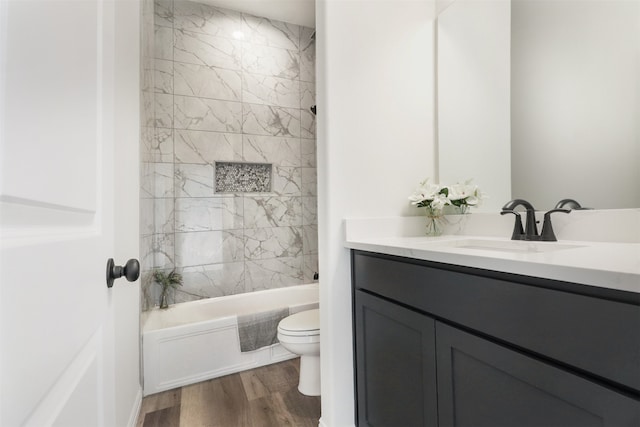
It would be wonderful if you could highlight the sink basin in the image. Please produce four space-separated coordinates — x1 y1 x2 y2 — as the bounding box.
419 239 584 254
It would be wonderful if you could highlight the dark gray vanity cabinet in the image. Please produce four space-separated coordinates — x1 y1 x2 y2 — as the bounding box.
354 290 438 427
436 322 638 427
352 250 640 427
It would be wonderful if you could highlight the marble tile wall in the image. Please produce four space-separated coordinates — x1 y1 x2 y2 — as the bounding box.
142 0 317 309
140 0 158 310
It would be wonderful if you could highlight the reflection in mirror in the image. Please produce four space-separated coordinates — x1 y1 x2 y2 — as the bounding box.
437 0 640 211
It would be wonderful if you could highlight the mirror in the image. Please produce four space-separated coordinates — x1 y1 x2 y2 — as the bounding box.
437 0 640 211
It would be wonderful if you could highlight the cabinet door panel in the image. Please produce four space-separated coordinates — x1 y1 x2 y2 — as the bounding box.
436 322 640 427
355 290 438 427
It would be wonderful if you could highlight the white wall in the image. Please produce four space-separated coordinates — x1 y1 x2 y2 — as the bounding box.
511 0 640 209
437 0 511 211
317 1 436 425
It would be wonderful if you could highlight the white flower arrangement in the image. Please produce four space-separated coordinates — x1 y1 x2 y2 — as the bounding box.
409 179 483 213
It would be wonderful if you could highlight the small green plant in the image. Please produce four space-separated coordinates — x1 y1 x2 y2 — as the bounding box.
153 269 183 309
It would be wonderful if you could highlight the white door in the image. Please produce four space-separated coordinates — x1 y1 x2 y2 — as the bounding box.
0 0 140 426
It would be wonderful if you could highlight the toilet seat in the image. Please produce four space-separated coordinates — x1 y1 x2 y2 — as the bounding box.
278 309 320 337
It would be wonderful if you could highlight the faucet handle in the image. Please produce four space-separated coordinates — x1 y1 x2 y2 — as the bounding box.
555 199 582 209
501 210 525 240
554 199 593 210
540 209 571 241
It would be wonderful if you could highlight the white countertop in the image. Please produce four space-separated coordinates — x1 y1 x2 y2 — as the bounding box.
344 216 640 294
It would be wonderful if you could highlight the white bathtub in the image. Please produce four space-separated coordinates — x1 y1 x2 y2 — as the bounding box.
142 283 319 395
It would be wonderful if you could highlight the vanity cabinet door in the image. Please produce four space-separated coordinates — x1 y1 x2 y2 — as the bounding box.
436 322 640 427
354 290 438 427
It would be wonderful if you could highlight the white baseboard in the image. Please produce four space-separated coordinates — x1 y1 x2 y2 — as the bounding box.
317 417 356 427
127 387 143 427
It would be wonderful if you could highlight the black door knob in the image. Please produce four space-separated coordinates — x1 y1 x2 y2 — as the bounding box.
106 258 140 288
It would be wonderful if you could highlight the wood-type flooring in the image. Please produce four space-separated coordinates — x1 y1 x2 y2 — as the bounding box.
137 358 321 427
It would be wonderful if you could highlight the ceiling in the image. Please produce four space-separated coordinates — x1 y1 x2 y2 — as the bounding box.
199 0 316 28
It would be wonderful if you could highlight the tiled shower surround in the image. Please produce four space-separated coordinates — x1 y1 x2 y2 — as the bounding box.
140 0 317 309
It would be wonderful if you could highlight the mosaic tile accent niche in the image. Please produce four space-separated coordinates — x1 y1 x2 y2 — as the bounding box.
215 162 272 193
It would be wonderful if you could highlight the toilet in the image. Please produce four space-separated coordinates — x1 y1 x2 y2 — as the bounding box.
277 308 320 396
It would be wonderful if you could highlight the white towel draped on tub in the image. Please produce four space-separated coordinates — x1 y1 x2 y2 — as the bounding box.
237 307 290 352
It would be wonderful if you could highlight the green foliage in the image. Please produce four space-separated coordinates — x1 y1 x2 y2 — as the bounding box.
152 269 183 292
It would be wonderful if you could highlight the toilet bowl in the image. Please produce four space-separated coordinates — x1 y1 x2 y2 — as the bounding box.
277 308 320 396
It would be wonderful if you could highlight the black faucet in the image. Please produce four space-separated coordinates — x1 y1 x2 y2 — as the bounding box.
501 199 538 239
555 199 592 210
539 209 571 241
502 199 571 241
500 210 525 240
